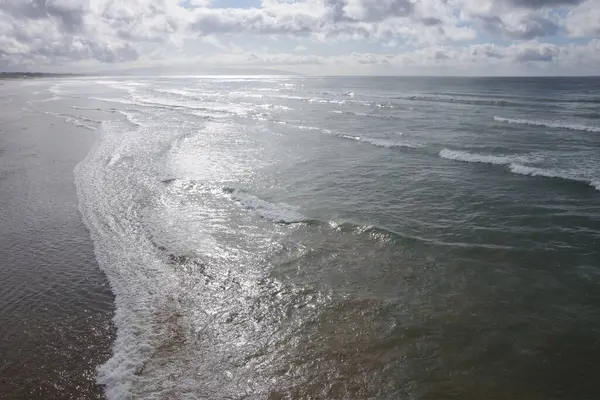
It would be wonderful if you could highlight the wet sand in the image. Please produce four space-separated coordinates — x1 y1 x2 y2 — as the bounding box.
0 86 114 399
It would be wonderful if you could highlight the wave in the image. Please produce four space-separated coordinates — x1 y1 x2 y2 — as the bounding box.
155 88 267 101
273 94 312 101
361 137 421 149
92 95 250 118
398 95 526 108
44 111 102 124
257 104 293 111
326 220 514 249
131 94 243 114
27 95 61 104
226 191 512 248
509 164 600 191
224 188 310 224
42 111 102 131
328 109 398 119
440 149 599 191
152 88 204 100
494 116 600 133
276 121 332 133
67 119 97 131
439 149 517 165
340 134 421 149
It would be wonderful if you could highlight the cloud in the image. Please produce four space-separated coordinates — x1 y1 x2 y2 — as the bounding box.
505 0 585 8
0 0 88 33
174 39 598 75
294 45 308 52
0 0 597 74
326 0 416 22
565 0 600 36
478 14 560 39
513 42 560 62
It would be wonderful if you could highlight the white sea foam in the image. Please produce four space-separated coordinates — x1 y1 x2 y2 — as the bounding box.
340 134 361 141
328 110 394 119
132 93 252 116
282 123 332 133
257 104 293 111
227 190 309 224
339 134 420 149
29 96 62 103
153 88 203 99
509 164 600 191
116 110 145 127
440 149 599 191
439 149 516 165
360 137 421 149
494 116 600 132
74 120 176 400
42 111 102 131
91 97 139 106
401 94 523 107
274 94 312 101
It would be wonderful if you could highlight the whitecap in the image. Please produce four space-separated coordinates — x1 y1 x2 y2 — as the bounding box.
340 134 420 149
494 116 600 133
226 189 309 224
509 164 599 191
360 137 421 149
439 149 517 165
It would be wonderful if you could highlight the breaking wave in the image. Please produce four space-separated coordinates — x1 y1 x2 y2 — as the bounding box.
494 116 600 132
340 134 421 149
398 95 528 108
224 188 311 224
439 149 520 165
43 111 102 131
440 149 599 191
509 164 600 191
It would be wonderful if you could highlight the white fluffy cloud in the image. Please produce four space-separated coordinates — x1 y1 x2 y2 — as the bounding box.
0 0 598 74
565 0 600 37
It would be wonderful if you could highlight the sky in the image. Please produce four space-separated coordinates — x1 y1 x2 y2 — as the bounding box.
0 0 599 75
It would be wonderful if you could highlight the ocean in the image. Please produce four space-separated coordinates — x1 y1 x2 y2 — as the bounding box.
1 76 600 399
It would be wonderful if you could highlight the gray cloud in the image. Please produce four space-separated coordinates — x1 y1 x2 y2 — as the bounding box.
189 8 317 36
325 0 415 22
422 17 443 26
479 14 559 39
470 44 505 59
515 45 559 62
504 0 585 8
434 50 450 60
0 0 88 33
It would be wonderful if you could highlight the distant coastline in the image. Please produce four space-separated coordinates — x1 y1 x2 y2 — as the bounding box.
0 72 82 79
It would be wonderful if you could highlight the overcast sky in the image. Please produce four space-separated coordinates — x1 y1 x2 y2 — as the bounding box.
0 0 599 75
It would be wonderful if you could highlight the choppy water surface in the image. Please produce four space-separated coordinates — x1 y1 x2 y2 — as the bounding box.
28 76 600 398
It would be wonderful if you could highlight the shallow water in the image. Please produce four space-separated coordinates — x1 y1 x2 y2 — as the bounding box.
5 76 600 399
0 84 114 398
